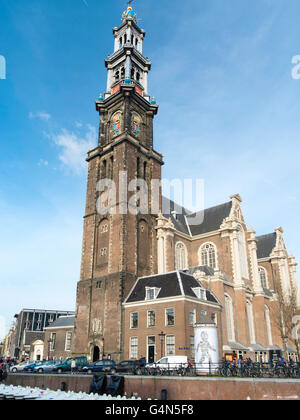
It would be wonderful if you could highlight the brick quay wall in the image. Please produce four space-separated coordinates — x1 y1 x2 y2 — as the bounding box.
5 374 300 400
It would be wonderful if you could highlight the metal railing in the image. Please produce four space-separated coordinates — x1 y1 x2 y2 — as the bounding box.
134 361 300 379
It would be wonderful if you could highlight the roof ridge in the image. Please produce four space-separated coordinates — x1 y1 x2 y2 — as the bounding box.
176 271 185 296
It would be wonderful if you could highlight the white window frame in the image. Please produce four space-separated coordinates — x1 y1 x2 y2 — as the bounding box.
199 242 218 269
165 308 175 327
258 266 268 289
189 308 196 325
165 335 175 356
190 336 195 360
65 332 72 352
145 287 160 301
50 333 56 352
192 287 207 301
130 312 138 329
147 310 156 328
130 337 138 360
175 242 188 270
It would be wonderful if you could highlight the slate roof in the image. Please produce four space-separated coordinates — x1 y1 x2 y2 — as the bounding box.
44 316 75 329
23 331 45 346
162 197 232 236
256 233 276 259
125 271 219 304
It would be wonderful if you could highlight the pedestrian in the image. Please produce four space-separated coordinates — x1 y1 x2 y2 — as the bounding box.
139 356 146 366
71 358 76 375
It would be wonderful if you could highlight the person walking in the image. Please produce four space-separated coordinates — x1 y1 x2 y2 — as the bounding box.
71 358 76 375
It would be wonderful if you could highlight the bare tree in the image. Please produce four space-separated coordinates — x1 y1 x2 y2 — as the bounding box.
272 287 300 360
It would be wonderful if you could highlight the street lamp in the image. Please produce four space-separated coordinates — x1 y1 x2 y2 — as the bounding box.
158 331 166 359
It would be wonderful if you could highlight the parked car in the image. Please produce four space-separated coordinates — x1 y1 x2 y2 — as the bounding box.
82 360 116 374
110 360 144 375
33 360 61 373
146 356 188 370
52 357 88 374
10 361 33 373
23 361 44 372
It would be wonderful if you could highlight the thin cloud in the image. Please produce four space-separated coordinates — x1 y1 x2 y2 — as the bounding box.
29 111 51 121
49 124 97 175
38 159 49 167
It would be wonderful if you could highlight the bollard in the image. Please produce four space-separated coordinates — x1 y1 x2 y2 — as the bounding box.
161 389 167 401
61 382 67 392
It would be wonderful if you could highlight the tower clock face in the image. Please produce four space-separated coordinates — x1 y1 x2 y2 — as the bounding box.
131 113 141 136
112 111 122 136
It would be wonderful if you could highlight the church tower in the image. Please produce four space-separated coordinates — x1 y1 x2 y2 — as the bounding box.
73 4 163 362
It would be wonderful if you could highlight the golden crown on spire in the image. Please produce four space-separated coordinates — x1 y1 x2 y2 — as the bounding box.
122 2 137 23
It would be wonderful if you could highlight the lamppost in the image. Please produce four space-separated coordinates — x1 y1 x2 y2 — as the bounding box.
159 331 166 359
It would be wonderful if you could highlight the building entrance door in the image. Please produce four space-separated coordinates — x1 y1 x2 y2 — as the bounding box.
147 336 156 363
93 346 100 362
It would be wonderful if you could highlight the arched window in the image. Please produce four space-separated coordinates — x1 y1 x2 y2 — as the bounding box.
136 72 140 82
200 243 217 269
138 220 149 269
237 225 249 279
119 37 123 48
131 68 135 80
175 242 188 270
264 305 273 346
259 267 268 289
121 67 125 79
224 294 235 342
96 219 109 267
246 300 256 344
115 70 120 82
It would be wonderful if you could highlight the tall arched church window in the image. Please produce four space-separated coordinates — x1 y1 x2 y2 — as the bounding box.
200 243 217 269
224 294 235 342
259 267 268 289
237 225 249 279
246 300 256 344
175 242 188 271
264 305 273 346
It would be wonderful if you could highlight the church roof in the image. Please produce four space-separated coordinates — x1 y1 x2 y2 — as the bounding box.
125 271 219 304
162 197 232 236
256 232 276 259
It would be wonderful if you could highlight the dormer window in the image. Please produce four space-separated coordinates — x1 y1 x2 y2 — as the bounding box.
192 287 207 301
145 287 160 301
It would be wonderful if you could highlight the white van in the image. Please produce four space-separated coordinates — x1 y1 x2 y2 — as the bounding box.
146 355 188 370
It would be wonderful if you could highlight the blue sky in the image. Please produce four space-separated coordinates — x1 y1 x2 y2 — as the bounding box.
0 0 300 339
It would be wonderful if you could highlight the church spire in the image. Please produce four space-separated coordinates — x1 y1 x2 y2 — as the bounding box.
102 3 151 102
